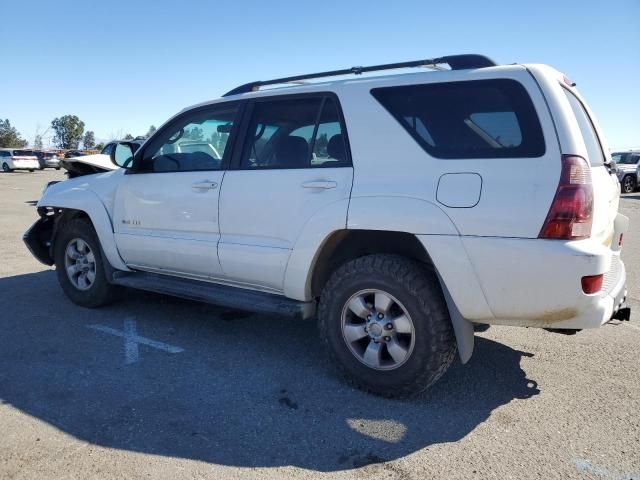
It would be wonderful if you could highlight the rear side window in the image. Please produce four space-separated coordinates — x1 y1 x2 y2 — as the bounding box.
562 89 605 167
371 79 545 159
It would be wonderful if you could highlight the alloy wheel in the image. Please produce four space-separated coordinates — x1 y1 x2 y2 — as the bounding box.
340 289 416 371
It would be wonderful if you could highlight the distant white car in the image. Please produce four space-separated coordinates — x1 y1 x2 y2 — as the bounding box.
0 148 40 172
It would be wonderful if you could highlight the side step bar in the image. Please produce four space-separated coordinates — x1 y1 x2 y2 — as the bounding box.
111 271 316 319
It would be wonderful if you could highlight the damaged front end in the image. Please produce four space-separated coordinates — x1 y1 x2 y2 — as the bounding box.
23 207 62 266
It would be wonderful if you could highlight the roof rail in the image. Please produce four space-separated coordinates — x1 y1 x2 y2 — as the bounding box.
223 54 497 97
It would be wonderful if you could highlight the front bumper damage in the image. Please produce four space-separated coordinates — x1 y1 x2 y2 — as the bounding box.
23 214 56 266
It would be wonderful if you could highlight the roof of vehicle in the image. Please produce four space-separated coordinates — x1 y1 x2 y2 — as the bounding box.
222 54 498 97
182 63 538 118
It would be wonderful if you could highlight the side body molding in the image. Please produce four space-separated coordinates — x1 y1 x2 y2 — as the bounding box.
38 186 130 272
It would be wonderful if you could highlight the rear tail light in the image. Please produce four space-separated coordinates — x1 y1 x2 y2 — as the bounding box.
539 155 593 240
581 274 603 294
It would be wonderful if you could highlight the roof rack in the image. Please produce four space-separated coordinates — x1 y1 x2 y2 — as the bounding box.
223 54 497 97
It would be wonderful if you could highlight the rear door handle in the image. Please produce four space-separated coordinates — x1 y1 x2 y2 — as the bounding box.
192 181 218 190
301 180 337 189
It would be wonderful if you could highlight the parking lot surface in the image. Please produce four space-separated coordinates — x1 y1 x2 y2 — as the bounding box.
1 170 639 480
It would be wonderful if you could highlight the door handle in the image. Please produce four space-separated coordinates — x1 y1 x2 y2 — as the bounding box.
301 180 337 189
192 181 218 190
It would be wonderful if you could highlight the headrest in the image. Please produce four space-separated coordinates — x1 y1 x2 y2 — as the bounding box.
327 134 346 162
274 136 309 168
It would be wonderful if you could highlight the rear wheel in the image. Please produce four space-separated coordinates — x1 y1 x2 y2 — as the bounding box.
54 218 120 307
622 175 636 194
2 163 11 172
29 169 34 172
318 254 456 397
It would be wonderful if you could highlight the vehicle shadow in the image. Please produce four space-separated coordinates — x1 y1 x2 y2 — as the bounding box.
0 270 539 472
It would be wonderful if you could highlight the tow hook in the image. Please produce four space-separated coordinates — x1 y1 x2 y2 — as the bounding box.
612 307 631 322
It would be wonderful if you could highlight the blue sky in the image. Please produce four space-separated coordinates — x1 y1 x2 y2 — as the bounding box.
1 0 638 149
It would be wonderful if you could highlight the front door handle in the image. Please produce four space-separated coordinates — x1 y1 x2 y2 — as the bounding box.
192 181 218 190
301 180 337 189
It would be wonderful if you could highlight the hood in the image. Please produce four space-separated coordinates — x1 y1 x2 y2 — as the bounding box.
60 153 118 177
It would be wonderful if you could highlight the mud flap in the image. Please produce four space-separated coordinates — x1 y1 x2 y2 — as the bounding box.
437 273 474 363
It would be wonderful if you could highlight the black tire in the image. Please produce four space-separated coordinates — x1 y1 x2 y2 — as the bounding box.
54 218 120 308
621 175 636 194
29 169 34 172
318 254 456 397
55 167 61 170
2 163 11 172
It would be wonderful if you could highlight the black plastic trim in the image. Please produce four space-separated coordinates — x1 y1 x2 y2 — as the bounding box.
111 271 316 319
223 54 497 96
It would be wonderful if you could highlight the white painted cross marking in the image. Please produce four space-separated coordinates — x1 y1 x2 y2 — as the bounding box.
87 317 184 364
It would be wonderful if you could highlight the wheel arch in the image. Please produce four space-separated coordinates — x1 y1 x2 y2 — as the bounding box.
38 188 129 272
306 229 476 363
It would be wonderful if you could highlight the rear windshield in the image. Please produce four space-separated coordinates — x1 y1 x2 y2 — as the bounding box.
562 89 605 167
371 79 545 159
13 150 34 156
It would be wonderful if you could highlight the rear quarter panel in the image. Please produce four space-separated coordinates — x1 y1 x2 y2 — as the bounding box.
337 66 561 238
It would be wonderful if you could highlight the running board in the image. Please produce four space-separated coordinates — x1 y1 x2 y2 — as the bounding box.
111 271 316 319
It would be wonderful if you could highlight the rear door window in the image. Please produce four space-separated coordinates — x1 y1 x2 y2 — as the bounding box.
562 89 606 167
239 95 349 169
371 79 545 159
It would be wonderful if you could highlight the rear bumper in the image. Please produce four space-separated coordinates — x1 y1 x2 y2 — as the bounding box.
11 162 40 170
421 213 630 330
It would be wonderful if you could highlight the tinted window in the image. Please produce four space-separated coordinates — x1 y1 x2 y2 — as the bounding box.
14 150 35 156
563 89 605 166
240 96 348 169
371 79 545 159
140 104 238 173
615 153 639 165
101 143 114 155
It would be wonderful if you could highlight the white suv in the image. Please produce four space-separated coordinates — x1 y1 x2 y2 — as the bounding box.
24 54 630 397
1 149 40 172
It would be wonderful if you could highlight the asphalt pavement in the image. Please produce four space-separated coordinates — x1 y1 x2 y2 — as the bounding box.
1 170 638 479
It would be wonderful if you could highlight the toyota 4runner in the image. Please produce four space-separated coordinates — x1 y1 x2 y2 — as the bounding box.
24 54 630 397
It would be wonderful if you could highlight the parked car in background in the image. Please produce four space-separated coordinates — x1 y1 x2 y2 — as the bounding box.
612 150 640 193
25 54 630 397
0 148 39 172
60 140 146 177
34 151 62 170
64 150 88 159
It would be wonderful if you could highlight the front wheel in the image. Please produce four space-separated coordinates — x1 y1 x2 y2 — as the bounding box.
318 254 456 397
2 163 11 172
622 175 636 194
54 218 120 308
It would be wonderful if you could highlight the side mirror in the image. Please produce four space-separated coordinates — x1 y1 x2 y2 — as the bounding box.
111 142 136 169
